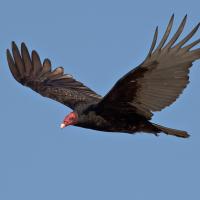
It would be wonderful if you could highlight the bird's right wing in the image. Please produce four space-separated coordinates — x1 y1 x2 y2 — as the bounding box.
95 15 200 119
7 42 102 110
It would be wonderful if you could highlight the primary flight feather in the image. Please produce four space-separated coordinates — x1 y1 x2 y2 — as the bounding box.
7 15 200 138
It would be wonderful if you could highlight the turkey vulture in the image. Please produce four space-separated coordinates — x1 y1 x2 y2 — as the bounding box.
7 15 200 138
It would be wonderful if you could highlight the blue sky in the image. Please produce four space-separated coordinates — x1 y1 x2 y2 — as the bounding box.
0 0 200 199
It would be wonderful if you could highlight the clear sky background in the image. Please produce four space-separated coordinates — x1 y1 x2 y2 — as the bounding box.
0 0 200 199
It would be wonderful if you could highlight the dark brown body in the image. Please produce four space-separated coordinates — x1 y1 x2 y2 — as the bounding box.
72 103 189 138
74 106 159 135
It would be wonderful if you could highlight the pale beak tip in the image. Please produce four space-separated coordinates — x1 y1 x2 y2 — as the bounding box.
60 123 65 129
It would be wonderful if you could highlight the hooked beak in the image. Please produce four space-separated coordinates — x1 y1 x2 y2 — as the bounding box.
60 123 66 129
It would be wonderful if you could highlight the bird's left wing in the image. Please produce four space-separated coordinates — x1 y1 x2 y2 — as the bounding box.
7 42 102 110
95 15 200 119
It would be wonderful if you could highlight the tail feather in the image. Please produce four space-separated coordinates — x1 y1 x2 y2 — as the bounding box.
152 123 190 138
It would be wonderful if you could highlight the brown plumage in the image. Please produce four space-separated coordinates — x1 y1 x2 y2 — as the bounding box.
7 15 200 138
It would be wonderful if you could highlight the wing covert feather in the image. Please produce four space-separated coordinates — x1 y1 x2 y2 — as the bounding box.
97 15 200 119
7 42 101 109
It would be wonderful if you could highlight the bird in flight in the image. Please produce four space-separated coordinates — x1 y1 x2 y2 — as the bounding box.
7 15 200 138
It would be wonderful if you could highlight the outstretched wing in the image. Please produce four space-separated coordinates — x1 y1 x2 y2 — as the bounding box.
96 15 200 119
7 42 102 109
